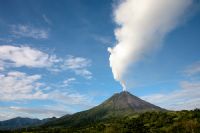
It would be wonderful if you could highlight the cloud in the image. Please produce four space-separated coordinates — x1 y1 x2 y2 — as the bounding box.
142 60 200 110
48 90 91 106
62 78 76 87
93 35 113 45
9 106 67 118
42 14 52 25
74 69 92 79
0 44 94 119
0 45 59 69
62 56 92 79
181 80 200 90
0 106 68 121
11 25 49 39
108 0 194 91
0 70 91 105
64 56 91 69
0 38 13 43
0 71 92 107
184 61 200 76
0 45 93 80
0 110 17 121
0 65 4 71
0 71 47 101
142 80 200 110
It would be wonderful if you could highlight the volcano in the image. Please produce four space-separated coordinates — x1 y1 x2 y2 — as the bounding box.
97 91 163 112
43 91 164 127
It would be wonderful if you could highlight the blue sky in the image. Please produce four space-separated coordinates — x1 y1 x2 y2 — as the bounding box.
0 0 200 120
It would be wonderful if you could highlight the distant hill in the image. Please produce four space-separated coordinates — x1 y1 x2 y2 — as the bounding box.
43 91 164 127
0 117 56 130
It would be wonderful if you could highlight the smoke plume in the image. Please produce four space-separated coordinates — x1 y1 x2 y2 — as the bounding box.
108 0 193 91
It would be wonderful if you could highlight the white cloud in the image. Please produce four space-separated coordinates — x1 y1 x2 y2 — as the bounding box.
0 70 92 116
11 25 49 39
0 106 68 121
0 45 59 69
74 69 92 79
64 56 91 69
48 90 90 106
62 78 76 87
42 14 52 25
0 44 94 120
0 45 92 79
141 61 200 111
142 80 200 110
0 38 13 43
184 61 200 76
93 35 113 45
0 45 93 118
0 71 47 101
0 111 16 121
181 81 200 90
62 56 92 79
9 106 67 118
0 65 4 71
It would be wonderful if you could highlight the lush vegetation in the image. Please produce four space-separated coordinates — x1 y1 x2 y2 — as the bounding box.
1 109 200 133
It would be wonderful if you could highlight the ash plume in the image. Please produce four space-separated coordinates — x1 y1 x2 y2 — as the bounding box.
108 0 194 91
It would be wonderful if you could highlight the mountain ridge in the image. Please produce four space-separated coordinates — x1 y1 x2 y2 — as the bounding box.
0 117 56 130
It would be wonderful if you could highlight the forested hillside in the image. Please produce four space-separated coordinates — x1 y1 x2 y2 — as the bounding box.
2 109 200 133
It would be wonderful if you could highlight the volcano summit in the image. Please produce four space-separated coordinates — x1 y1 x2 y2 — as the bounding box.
98 91 164 112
